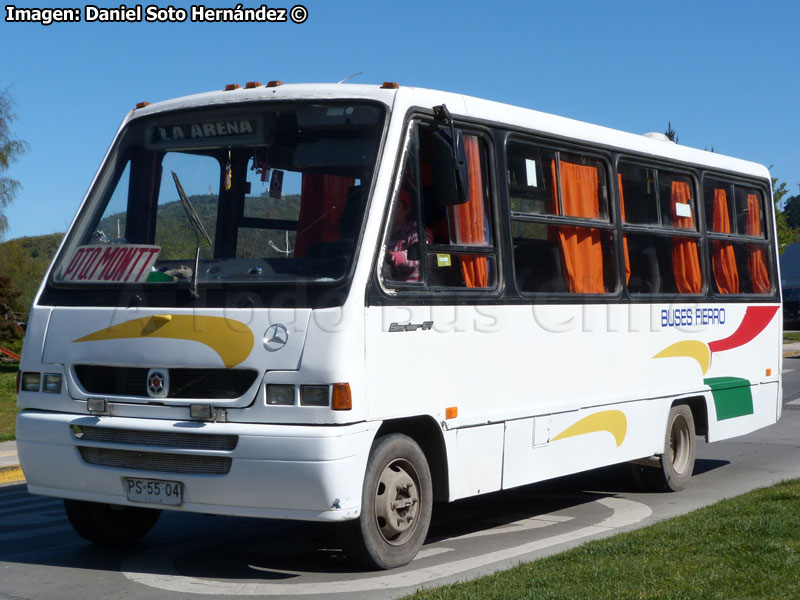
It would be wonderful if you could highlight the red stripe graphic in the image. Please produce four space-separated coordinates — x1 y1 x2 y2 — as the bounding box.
708 306 779 353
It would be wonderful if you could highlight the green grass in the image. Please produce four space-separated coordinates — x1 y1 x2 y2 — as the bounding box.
784 331 800 343
0 363 18 441
403 479 800 600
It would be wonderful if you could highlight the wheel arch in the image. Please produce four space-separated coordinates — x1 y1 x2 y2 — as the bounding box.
375 416 449 502
673 395 709 440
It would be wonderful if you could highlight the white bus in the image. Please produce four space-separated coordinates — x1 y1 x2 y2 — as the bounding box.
16 82 781 569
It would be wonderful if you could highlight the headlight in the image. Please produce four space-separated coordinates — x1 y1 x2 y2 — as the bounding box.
266 384 295 406
43 374 63 394
300 385 329 407
21 372 41 392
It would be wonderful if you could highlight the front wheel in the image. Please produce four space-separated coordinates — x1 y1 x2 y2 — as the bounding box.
344 433 432 569
64 499 161 544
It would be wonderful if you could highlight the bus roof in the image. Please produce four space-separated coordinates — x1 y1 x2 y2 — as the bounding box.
129 82 770 181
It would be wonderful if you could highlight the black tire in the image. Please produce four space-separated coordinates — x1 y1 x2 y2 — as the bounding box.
343 433 432 570
64 499 161 544
639 404 696 492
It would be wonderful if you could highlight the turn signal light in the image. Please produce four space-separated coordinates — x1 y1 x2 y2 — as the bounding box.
332 383 352 411
445 406 458 419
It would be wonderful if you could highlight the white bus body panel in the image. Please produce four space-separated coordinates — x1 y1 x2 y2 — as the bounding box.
366 301 780 499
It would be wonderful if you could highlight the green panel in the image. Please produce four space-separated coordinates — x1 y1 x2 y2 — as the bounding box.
704 377 754 421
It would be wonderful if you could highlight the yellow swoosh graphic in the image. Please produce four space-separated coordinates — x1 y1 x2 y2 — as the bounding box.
72 315 254 368
652 340 711 375
551 410 627 447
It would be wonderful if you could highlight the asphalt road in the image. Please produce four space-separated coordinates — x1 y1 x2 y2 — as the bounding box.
3 370 800 600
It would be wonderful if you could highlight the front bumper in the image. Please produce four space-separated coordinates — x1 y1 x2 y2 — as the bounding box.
17 410 379 521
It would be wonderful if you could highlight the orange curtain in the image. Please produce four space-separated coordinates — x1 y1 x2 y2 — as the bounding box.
711 188 739 294
453 136 489 288
551 160 605 293
746 193 770 293
670 181 702 293
618 173 630 284
293 174 354 258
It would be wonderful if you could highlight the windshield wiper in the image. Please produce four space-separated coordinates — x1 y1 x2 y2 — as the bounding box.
171 171 212 298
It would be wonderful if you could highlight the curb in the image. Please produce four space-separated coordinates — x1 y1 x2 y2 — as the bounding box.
0 465 25 485
784 351 800 358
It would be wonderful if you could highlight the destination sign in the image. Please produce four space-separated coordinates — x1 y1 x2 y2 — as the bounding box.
149 119 259 146
60 244 161 283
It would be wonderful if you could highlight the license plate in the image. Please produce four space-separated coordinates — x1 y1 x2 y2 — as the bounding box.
124 477 183 506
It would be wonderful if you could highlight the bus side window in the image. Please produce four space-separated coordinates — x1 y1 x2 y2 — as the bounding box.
383 126 498 291
620 162 702 295
383 131 428 285
704 178 771 295
509 141 614 294
421 132 496 289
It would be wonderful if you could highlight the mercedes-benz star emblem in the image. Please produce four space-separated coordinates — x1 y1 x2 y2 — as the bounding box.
264 324 289 352
147 368 169 398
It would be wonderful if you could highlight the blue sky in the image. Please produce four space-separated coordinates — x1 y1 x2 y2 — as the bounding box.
1 0 798 240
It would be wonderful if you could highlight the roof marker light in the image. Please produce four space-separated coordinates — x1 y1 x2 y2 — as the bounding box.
224 83 241 91
381 82 399 89
266 80 284 88
135 102 150 109
245 81 262 89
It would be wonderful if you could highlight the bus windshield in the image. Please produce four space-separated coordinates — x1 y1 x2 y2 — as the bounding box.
51 102 384 288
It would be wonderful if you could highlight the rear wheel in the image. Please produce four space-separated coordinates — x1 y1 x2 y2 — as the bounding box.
343 433 432 569
64 499 161 544
636 404 696 492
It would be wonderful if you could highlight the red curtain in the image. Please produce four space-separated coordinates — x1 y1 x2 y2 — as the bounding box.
550 160 605 293
711 188 739 294
746 193 770 293
293 174 354 258
670 181 702 293
454 136 489 288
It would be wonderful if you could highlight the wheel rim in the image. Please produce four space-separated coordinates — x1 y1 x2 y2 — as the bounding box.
373 458 420 546
669 414 691 475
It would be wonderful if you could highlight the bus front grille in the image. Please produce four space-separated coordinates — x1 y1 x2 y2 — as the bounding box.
71 425 238 451
77 447 232 475
73 365 258 399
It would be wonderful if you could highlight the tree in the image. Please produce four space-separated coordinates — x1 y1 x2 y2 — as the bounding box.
0 88 28 239
664 121 679 143
773 178 793 254
784 193 800 229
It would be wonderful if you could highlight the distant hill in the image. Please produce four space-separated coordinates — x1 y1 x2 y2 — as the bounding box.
0 233 64 317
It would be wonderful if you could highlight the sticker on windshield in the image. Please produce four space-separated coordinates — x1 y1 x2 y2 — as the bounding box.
59 244 161 283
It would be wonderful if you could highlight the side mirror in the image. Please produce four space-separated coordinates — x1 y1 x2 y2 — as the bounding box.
430 128 470 206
